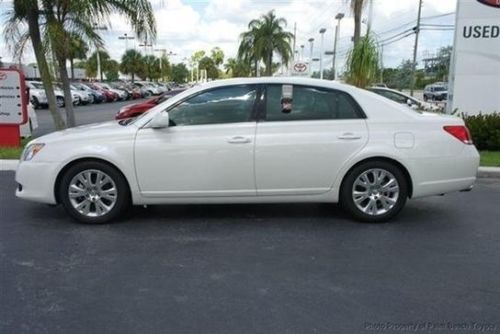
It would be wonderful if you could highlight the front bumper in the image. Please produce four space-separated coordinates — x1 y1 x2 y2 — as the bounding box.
15 161 60 204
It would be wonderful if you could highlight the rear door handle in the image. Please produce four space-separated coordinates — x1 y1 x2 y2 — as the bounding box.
227 136 251 144
338 133 361 140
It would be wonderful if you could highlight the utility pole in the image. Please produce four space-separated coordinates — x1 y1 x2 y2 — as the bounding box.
380 44 384 83
118 33 135 52
410 0 423 97
367 0 374 35
92 25 107 81
293 22 297 61
332 13 345 80
319 28 326 79
308 38 314 76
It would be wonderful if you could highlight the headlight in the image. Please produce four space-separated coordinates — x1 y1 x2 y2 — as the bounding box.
22 143 45 161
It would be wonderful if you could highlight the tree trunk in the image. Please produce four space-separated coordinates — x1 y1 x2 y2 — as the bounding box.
70 58 74 79
132 73 135 83
353 0 363 46
25 3 65 130
56 54 76 127
266 51 273 76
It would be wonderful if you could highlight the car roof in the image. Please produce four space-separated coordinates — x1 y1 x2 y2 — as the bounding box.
133 77 419 127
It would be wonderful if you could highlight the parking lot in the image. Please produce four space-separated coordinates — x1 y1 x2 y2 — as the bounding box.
32 99 143 137
1 167 499 333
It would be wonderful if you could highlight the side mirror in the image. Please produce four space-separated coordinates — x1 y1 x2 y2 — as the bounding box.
149 112 170 129
406 98 413 106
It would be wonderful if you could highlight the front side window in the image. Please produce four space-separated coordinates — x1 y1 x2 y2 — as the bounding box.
265 84 362 121
168 85 257 126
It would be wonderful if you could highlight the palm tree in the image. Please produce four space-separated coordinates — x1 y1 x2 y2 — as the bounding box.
238 11 293 76
120 49 143 83
237 27 259 76
86 50 110 79
68 33 89 80
143 55 161 81
345 33 379 88
348 0 368 46
4 0 65 129
210 47 224 67
224 58 251 78
41 0 156 127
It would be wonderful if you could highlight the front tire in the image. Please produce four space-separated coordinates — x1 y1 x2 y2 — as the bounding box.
340 161 408 223
58 161 130 224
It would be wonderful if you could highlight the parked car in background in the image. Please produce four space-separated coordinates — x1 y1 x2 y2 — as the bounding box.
115 89 186 120
134 82 161 96
368 87 441 112
26 81 48 109
423 84 448 101
20 104 39 138
97 82 128 101
72 82 105 104
68 84 93 105
87 83 118 102
16 77 479 224
54 84 81 106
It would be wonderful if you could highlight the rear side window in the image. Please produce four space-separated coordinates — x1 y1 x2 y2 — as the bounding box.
265 84 362 121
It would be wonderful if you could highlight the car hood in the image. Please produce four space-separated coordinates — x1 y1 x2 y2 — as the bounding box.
32 121 136 144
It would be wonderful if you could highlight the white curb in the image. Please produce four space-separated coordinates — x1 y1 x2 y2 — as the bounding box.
0 160 19 171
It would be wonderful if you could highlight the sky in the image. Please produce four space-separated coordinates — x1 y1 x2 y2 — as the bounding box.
0 0 457 73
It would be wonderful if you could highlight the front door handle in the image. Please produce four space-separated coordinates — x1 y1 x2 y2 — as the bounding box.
227 136 251 144
338 132 361 140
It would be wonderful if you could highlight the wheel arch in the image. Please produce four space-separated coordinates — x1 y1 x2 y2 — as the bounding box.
339 156 414 199
54 157 132 204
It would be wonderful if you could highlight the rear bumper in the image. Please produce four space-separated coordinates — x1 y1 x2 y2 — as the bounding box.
411 146 480 198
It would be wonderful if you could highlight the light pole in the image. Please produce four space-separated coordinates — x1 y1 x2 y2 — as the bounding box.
33 65 38 79
118 33 135 52
319 28 326 79
92 25 107 81
332 13 345 80
308 38 314 76
300 45 305 60
139 39 152 55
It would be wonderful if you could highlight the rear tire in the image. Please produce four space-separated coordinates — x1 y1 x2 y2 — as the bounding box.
58 161 130 224
340 160 408 223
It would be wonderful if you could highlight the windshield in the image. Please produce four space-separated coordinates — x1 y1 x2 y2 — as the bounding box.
31 82 44 89
432 86 446 92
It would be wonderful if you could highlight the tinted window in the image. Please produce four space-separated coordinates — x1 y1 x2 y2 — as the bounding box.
265 85 361 121
374 90 408 104
168 85 256 126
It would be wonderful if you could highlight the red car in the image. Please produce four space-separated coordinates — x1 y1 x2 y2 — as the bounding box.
115 89 185 120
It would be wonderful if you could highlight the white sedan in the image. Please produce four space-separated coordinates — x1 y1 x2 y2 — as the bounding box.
16 77 479 224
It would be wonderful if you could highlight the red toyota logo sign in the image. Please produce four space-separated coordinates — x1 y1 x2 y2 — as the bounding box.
0 72 7 81
293 63 307 72
477 0 500 8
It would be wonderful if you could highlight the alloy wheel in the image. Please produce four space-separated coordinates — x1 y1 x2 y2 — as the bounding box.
351 168 400 216
68 169 118 217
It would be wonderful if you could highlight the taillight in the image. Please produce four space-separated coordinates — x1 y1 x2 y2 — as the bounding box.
443 125 473 145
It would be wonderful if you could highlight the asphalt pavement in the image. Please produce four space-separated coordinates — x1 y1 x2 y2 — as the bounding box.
1 171 499 333
32 99 143 137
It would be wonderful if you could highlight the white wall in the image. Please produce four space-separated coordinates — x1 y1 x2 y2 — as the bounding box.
448 0 500 115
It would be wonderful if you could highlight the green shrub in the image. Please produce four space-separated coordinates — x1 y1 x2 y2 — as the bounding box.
462 112 500 151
